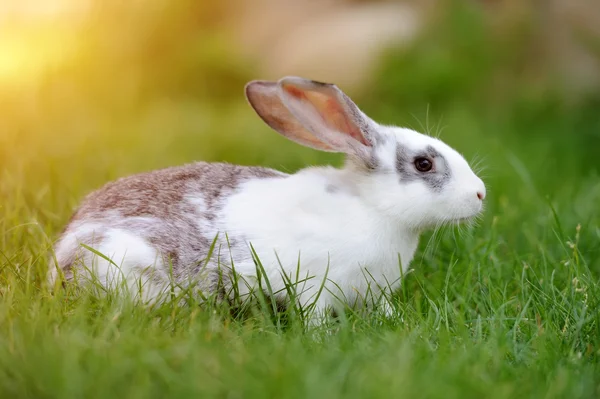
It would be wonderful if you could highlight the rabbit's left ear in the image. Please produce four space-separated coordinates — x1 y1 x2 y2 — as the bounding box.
276 77 376 160
245 80 337 152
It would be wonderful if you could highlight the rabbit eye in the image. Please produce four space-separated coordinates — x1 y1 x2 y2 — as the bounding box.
414 157 433 172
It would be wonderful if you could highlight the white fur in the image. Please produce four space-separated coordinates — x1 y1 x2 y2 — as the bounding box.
51 222 171 303
93 229 162 294
220 126 484 321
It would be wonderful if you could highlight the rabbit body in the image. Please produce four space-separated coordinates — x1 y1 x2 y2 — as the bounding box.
51 160 417 313
50 76 485 321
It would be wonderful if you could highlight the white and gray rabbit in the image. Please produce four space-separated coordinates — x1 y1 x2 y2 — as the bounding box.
49 76 486 322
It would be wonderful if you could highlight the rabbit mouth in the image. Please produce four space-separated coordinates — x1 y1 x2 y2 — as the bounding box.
450 214 479 223
428 214 477 228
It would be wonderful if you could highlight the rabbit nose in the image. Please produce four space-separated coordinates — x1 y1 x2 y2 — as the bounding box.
474 176 486 200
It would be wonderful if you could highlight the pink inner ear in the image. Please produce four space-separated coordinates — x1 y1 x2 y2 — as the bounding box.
285 86 306 100
323 99 368 146
246 81 337 152
283 85 368 146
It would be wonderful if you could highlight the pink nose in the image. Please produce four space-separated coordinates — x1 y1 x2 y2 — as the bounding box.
477 191 485 200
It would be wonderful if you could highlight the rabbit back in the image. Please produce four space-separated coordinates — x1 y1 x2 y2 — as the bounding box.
50 162 287 295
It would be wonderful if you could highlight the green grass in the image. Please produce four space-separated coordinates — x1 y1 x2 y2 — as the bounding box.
1 89 599 398
3 4 600 388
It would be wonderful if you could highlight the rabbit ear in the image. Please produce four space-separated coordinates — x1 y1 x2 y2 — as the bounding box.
276 77 374 158
245 77 375 159
245 80 336 152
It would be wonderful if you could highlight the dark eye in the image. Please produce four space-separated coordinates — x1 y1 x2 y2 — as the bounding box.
414 157 433 172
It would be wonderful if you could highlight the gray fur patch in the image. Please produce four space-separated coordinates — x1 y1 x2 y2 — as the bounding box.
55 162 286 293
347 127 387 173
75 162 283 220
396 144 451 191
325 184 339 194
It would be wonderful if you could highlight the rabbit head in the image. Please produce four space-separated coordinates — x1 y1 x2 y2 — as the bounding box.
245 77 486 230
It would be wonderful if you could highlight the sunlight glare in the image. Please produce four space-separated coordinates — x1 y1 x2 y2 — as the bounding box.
0 0 88 85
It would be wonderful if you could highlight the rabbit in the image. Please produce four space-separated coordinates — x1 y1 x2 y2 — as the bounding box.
48 76 486 323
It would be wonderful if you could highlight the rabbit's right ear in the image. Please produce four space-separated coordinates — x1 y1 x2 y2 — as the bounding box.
245 80 336 152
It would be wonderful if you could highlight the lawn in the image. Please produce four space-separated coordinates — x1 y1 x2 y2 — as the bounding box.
1 86 599 397
1 5 600 398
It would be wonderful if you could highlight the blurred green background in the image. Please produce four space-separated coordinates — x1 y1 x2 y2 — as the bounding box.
1 0 600 287
1 0 599 287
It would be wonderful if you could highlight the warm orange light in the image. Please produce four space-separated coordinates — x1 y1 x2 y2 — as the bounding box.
0 0 87 85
